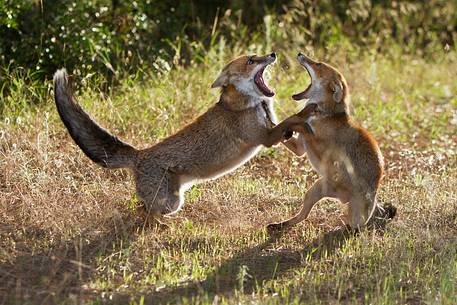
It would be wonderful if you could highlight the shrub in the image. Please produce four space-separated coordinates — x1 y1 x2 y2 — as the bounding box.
0 0 455 85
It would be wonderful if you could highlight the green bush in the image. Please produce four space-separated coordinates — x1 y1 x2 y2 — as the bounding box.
0 0 455 84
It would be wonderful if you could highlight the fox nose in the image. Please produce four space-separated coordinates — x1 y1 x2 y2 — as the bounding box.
270 52 276 59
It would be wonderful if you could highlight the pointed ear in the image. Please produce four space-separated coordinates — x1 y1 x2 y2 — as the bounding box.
331 80 344 103
211 72 229 88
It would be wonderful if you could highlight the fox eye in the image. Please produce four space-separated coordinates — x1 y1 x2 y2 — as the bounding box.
247 58 254 65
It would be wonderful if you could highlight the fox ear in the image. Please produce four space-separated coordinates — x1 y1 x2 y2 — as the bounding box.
211 72 229 88
331 80 344 103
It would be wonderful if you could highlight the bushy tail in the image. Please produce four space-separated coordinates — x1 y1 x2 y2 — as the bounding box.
53 69 137 168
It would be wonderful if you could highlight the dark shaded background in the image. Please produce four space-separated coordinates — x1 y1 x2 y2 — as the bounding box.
1 0 456 80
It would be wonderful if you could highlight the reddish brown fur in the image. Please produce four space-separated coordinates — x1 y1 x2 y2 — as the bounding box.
268 53 386 231
54 53 295 227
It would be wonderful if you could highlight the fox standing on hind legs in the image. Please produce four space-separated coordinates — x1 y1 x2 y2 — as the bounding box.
268 53 396 232
54 52 295 226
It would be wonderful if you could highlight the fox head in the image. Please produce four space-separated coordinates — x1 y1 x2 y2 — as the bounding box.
212 53 277 106
292 53 349 114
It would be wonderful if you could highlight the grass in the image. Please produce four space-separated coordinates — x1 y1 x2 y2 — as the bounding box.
1 48 457 305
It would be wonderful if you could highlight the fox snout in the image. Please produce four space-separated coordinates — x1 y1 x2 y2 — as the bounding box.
296 52 320 82
267 52 276 62
253 52 277 66
297 52 317 66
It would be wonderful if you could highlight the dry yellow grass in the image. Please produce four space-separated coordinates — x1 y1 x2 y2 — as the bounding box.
1 51 457 304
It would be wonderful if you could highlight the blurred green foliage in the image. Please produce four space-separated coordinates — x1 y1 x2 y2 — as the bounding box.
0 0 456 82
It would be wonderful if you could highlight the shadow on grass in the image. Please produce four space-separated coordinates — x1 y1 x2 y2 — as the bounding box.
103 205 397 304
0 212 141 305
0 205 396 304
106 226 355 304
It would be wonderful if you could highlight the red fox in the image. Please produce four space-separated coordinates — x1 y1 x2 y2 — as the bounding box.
268 53 396 232
54 53 298 226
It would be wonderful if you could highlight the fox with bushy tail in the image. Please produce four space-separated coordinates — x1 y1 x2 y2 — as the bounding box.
53 54 298 226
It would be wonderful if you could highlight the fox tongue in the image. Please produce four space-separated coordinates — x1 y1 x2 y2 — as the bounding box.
254 67 274 97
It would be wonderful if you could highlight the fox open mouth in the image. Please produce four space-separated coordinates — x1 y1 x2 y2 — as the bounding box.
254 66 275 97
292 66 312 100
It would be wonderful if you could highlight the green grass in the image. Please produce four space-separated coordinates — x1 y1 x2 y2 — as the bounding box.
1 48 457 304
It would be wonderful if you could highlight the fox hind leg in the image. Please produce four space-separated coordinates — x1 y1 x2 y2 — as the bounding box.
135 168 183 227
267 178 329 233
346 193 376 229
